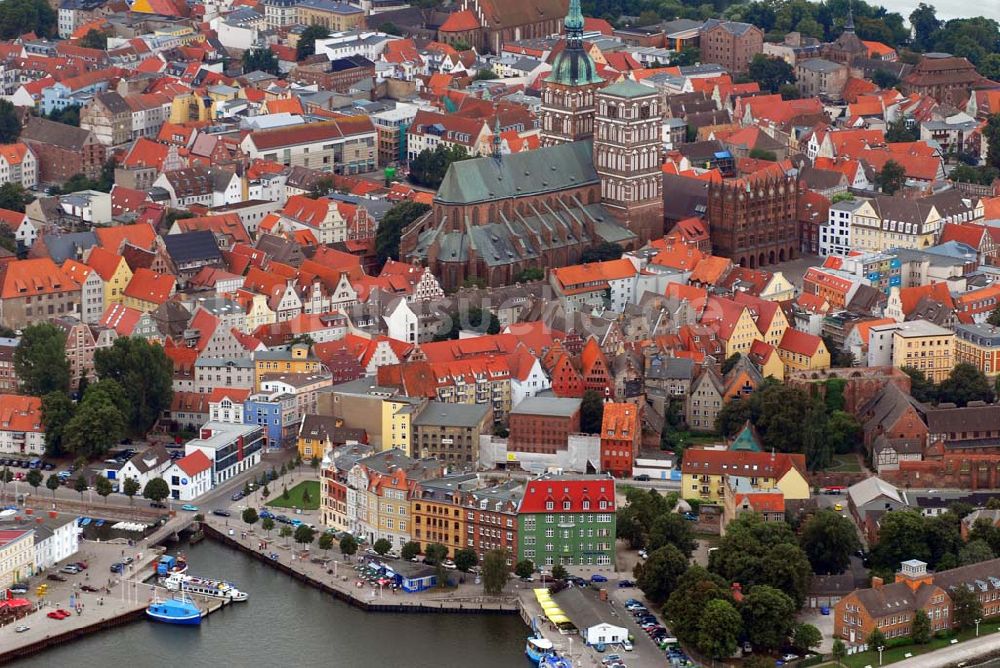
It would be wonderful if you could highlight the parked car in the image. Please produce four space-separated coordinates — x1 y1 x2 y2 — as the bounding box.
213 509 231 517
259 510 274 520
621 640 633 652
231 491 244 501
633 474 650 481
590 574 608 583
15 625 29 633
81 585 99 592
150 502 166 509
47 611 68 620
73 561 88 570
9 584 27 595
181 504 198 512
122 556 134 565
60 565 81 574
46 573 67 582
110 562 124 574
442 559 457 570
617 579 634 588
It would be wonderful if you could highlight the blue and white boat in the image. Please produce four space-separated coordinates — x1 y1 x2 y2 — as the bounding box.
79 518 91 527
539 655 572 668
146 592 204 625
526 636 554 664
94 519 105 527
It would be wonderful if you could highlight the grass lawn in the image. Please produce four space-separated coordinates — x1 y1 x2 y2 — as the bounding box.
821 618 1000 668
677 432 723 446
825 454 862 473
266 481 320 510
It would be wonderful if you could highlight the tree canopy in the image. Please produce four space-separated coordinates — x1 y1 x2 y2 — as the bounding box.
0 0 56 39
635 544 689 605
375 201 430 267
14 324 71 396
799 510 861 575
242 47 279 75
94 337 173 436
580 389 605 434
433 306 500 340
746 54 796 93
409 144 472 189
296 24 330 60
876 159 906 195
580 242 625 263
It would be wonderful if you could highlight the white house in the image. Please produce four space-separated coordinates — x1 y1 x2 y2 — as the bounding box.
208 388 251 424
0 395 46 456
115 444 173 490
583 622 629 647
510 349 550 408
0 209 38 248
0 143 38 189
59 190 112 226
185 422 265 484
33 516 80 572
821 199 861 257
383 297 418 344
163 449 214 501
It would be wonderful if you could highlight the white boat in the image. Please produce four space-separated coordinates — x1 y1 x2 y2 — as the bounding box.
160 572 248 602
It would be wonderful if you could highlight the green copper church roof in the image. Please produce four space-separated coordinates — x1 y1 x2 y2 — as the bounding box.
729 422 762 452
545 48 603 85
600 79 656 99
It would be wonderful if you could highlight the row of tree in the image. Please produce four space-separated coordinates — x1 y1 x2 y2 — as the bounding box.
903 362 998 408
14 325 174 457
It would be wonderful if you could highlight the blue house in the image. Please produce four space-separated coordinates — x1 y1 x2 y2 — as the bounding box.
243 391 297 448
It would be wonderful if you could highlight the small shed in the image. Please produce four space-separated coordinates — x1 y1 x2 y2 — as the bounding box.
381 560 437 593
584 622 628 646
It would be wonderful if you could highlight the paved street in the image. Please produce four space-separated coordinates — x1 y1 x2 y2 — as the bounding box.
893 627 1000 668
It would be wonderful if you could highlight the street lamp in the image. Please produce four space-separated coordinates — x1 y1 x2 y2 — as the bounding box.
878 644 885 666
976 618 982 637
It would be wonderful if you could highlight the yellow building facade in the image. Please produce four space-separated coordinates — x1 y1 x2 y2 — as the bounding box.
254 343 322 390
0 530 34 589
891 322 955 383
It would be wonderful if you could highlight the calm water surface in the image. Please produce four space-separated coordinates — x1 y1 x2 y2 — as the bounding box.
13 539 527 668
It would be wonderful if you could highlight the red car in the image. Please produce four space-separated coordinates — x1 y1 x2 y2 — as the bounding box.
47 610 69 620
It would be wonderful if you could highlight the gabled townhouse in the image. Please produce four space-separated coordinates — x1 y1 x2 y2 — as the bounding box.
406 109 491 160
122 268 176 313
0 208 39 249
0 258 82 328
550 258 638 313
60 259 104 324
0 394 46 456
0 143 38 189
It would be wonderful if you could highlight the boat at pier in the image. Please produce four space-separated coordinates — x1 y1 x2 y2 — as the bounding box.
156 554 188 577
146 592 204 625
539 655 572 668
160 572 248 601
526 636 555 663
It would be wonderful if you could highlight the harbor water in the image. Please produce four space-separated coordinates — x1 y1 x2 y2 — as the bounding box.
12 539 526 668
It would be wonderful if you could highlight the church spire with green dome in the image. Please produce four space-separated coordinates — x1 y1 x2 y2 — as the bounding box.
544 0 602 86
564 0 585 47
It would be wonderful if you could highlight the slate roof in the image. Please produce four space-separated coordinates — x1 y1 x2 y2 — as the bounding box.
163 230 223 265
600 79 656 99
412 401 490 428
435 140 598 205
20 117 95 150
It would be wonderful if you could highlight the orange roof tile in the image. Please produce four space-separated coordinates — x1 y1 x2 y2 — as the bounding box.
95 222 157 253
0 258 79 299
439 9 479 32
123 268 174 305
778 328 823 357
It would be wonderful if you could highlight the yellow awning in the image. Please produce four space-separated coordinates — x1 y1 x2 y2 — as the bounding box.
548 614 570 624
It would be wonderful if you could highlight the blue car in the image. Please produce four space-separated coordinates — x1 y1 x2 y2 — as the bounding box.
259 510 274 520
181 504 198 512
590 574 608 583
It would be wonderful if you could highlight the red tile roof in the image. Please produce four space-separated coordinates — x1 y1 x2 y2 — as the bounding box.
439 9 479 31
123 268 175 305
681 448 805 478
778 327 823 357
176 449 212 476
519 477 615 514
0 258 79 299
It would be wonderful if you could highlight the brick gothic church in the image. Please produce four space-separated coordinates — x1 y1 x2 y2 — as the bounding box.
400 0 664 290
707 173 799 269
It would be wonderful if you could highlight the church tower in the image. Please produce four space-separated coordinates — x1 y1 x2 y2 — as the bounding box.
593 80 664 243
539 0 604 146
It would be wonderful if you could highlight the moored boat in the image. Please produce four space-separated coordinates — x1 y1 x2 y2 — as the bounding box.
156 554 188 577
160 572 248 602
539 653 572 668
146 593 204 625
526 636 554 664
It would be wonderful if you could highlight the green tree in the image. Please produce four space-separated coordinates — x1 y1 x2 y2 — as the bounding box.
0 0 56 39
63 390 125 458
454 547 478 572
832 639 847 666
901 366 938 403
41 391 74 457
25 468 42 492
876 159 906 195
799 510 861 575
514 267 544 282
980 54 1000 81
826 410 862 455
94 337 173 435
911 609 931 644
668 46 700 67
634 544 688 605
985 115 1000 172
14 323 71 396
45 104 81 127
122 477 140 506
580 389 605 434
373 538 392 555
74 474 88 500
279 525 293 546
867 627 886 650
886 118 918 143
0 182 32 212
870 510 930 572
514 559 534 578
318 532 334 555
580 242 624 263
721 353 742 375
664 565 731 644
242 47 279 75
909 3 941 50
409 144 472 189
960 538 994 565
262 517 275 537
296 24 330 60
142 477 170 504
424 542 447 565
340 534 358 558
78 28 108 49
647 512 696 557
747 54 796 93
401 540 421 560
0 100 20 143
778 84 801 101
261 484 270 500
551 564 568 580
433 306 500 340
697 599 742 659
378 22 402 36
94 474 112 503
375 201 431 267
741 585 796 651
872 68 900 89
474 67 497 80
45 472 60 497
791 623 823 653
937 362 995 406
242 507 259 527
0 468 13 498
481 549 509 595
294 524 316 549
